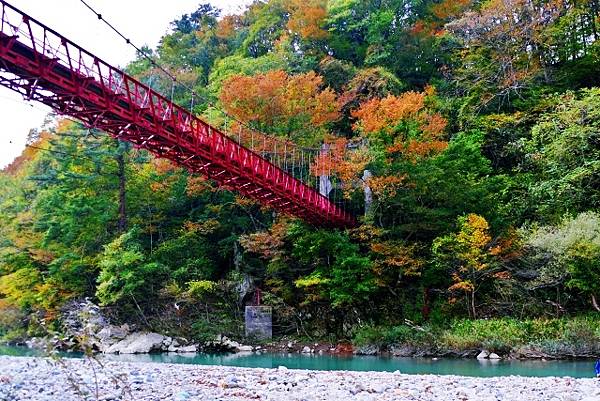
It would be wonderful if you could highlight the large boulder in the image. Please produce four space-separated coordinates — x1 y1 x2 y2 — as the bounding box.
104 332 169 354
509 345 552 359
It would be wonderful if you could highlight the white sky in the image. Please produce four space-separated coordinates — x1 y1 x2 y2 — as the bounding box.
0 0 252 168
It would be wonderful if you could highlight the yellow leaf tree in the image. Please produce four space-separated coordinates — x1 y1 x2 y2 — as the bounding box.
432 214 496 318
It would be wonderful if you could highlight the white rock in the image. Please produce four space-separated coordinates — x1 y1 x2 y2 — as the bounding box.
167 338 180 352
476 350 490 360
301 346 312 353
104 332 167 354
177 344 197 353
488 353 501 359
369 384 387 393
162 337 173 347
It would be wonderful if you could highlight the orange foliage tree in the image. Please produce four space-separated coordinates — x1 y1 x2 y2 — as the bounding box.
351 87 448 198
352 91 426 135
285 0 329 40
410 0 474 37
349 225 424 293
219 70 340 145
215 15 242 40
239 217 291 272
352 87 447 152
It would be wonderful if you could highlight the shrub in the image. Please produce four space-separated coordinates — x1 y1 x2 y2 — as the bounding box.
352 316 600 353
352 324 434 347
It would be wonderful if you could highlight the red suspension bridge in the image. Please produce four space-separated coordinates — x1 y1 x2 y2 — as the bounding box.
0 0 356 228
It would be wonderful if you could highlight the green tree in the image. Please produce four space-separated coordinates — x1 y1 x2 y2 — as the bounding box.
566 242 600 311
96 229 166 306
526 212 600 311
526 89 600 222
292 229 376 309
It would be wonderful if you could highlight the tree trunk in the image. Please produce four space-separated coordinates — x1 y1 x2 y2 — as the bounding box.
115 142 127 233
465 293 472 319
233 241 242 271
421 287 431 321
471 290 477 319
592 294 600 312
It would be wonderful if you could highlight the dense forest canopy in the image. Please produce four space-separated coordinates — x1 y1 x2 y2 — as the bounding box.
1 0 599 341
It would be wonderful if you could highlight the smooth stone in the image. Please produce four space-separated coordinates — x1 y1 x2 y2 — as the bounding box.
349 383 364 395
222 374 242 388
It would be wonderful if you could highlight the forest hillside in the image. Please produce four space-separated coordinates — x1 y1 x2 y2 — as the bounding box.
1 0 600 353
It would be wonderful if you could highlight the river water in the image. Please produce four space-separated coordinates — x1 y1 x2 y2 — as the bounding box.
0 345 596 378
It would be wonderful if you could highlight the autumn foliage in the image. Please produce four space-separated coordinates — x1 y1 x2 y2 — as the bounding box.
432 214 508 318
219 70 340 144
352 91 426 135
215 15 241 40
285 0 329 40
353 88 448 160
239 218 291 260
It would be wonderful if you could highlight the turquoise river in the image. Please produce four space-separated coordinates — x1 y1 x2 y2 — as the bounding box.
0 345 596 378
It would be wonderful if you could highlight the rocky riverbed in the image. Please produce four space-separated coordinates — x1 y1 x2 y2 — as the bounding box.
0 356 599 401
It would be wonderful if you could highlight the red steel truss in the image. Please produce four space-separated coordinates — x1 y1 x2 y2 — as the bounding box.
0 0 355 228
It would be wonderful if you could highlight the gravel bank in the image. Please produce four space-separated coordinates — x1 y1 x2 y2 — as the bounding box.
0 355 599 401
